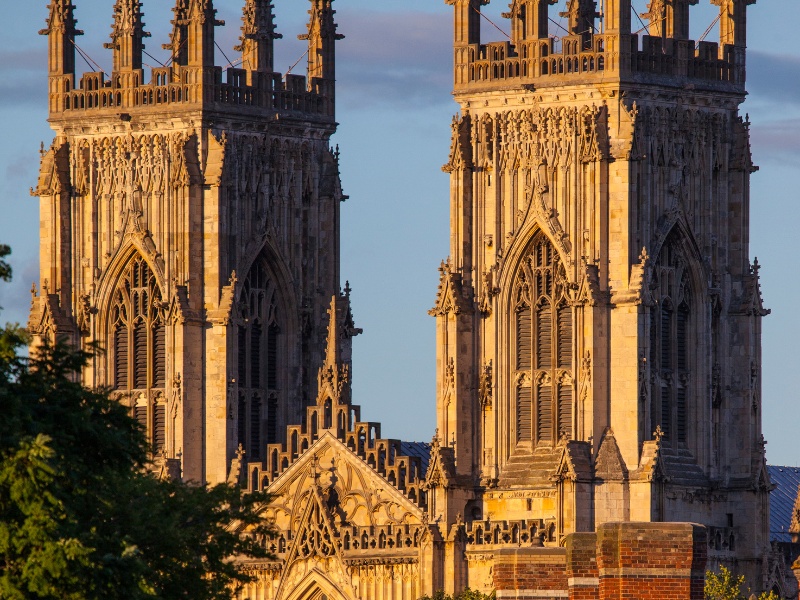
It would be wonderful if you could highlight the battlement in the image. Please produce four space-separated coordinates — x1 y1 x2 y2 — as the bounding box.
448 0 753 94
48 68 331 118
42 0 341 122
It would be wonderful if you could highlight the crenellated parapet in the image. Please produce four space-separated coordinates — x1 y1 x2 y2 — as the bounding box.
447 0 755 93
40 0 341 121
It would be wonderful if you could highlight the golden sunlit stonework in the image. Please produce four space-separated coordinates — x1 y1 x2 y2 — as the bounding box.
31 0 783 598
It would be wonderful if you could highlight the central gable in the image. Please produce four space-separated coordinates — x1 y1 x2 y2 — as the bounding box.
264 432 426 534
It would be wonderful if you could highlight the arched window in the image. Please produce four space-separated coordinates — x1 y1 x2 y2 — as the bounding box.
649 233 693 446
236 259 281 460
513 232 573 446
110 255 166 452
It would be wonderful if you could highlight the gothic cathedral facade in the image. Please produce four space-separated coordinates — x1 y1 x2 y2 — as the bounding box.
30 0 774 599
31 0 348 485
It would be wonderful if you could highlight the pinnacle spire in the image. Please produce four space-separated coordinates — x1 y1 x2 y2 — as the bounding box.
235 0 282 73
315 289 361 407
163 0 189 66
40 1 84 76
104 0 151 72
163 0 223 68
299 0 343 115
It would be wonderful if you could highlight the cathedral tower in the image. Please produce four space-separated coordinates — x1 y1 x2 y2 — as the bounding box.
433 0 769 585
29 0 347 485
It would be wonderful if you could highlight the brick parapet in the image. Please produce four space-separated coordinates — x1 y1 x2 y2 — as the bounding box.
565 533 599 600
491 524 707 600
596 522 707 600
493 547 569 598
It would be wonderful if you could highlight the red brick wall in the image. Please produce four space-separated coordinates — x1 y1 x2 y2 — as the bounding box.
596 522 707 600
565 533 599 600
487 523 707 600
493 547 569 596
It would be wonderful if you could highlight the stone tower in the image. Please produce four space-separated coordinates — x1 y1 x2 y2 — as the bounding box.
431 0 769 584
29 0 347 485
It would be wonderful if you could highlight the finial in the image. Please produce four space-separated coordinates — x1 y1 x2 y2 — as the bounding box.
639 246 649 265
31 283 38 300
431 428 441 448
344 280 351 297
236 443 246 461
653 425 664 443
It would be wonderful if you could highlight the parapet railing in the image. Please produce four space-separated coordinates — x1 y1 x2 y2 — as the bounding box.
49 66 332 118
456 33 745 89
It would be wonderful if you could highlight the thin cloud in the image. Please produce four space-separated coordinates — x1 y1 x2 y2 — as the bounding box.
0 48 46 74
6 156 35 183
336 9 452 109
751 118 800 163
0 78 45 108
748 51 800 106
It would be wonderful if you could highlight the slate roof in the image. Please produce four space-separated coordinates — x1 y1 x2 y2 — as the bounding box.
769 465 800 543
400 441 431 477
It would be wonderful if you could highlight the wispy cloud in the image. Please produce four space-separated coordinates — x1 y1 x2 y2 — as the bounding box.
336 9 452 110
6 156 35 183
0 48 46 74
751 118 800 163
0 48 46 108
748 51 800 107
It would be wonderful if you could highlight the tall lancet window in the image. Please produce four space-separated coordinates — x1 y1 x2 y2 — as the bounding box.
236 259 281 460
649 234 693 446
110 255 167 453
513 232 573 447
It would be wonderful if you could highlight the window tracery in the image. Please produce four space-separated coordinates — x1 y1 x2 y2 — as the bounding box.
110 254 166 452
649 233 693 446
236 258 282 459
512 232 574 446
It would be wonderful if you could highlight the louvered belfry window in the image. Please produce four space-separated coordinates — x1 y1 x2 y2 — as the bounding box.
236 259 281 460
513 232 573 446
649 233 692 446
110 255 167 452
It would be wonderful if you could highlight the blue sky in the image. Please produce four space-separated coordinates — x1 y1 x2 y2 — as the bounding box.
1 1 799 465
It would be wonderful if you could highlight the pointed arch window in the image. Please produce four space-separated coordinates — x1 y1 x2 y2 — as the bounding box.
513 232 573 447
649 234 693 446
110 255 167 452
236 259 282 460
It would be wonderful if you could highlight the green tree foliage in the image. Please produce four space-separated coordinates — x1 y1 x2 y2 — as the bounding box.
419 589 496 600
0 243 11 282
0 255 274 599
705 565 780 600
